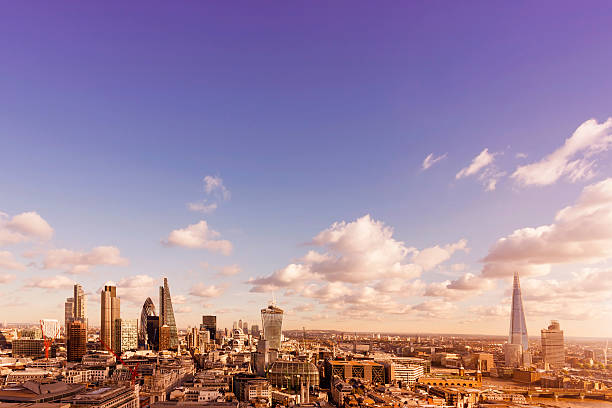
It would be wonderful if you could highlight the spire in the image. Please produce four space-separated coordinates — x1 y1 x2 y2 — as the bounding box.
509 271 528 351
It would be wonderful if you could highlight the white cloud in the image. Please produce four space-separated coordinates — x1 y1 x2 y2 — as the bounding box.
219 264 241 276
482 178 612 277
163 220 232 255
26 274 74 289
0 211 53 246
412 239 468 271
190 283 226 298
204 175 230 200
0 274 16 284
422 153 447 170
44 246 129 274
187 201 218 214
0 251 27 271
456 148 495 179
512 118 612 186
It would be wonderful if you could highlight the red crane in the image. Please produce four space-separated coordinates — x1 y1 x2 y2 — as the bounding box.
100 340 140 384
39 320 59 360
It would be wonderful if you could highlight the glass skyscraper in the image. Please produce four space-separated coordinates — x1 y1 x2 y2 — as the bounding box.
159 277 178 349
139 297 156 348
509 271 528 351
261 304 283 350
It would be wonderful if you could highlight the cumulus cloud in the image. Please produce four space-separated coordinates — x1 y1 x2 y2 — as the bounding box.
204 175 230 200
26 274 74 289
117 274 156 288
512 118 612 186
187 201 218 214
456 148 495 179
190 283 226 298
163 220 232 255
44 246 129 274
175 306 192 313
482 178 612 277
250 215 467 294
422 153 447 170
219 264 241 276
0 211 53 246
0 251 27 271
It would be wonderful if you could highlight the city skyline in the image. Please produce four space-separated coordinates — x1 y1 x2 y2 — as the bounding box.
2 2 612 337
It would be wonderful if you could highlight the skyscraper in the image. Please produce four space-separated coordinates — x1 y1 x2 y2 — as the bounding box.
73 284 87 324
146 316 160 351
159 278 178 349
509 271 528 351
139 297 156 348
65 297 74 330
261 304 283 350
101 285 120 352
115 319 138 353
541 320 564 368
201 315 217 343
67 320 87 362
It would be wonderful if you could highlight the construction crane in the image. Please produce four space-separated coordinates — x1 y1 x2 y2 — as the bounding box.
39 320 60 360
100 340 140 385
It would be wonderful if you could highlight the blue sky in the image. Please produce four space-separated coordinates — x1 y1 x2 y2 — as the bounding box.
1 2 612 336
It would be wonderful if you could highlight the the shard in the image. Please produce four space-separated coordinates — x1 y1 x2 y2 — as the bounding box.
509 271 528 351
159 277 178 349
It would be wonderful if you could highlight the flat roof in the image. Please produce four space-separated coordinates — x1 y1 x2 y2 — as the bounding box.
329 361 383 367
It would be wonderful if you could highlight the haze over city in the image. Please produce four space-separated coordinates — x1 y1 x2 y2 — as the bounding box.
2 1 612 339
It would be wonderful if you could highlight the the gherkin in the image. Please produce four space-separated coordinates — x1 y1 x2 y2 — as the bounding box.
509 271 528 351
159 278 178 349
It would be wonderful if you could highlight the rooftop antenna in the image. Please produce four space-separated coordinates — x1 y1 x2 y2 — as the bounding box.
270 293 277 307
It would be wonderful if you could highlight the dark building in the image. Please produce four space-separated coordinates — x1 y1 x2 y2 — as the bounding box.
12 339 46 359
67 320 87 362
139 297 156 348
146 316 160 351
200 315 216 343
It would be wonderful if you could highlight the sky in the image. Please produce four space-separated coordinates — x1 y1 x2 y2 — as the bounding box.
1 2 612 337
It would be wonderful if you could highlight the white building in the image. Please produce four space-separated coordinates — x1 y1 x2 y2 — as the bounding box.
115 319 138 353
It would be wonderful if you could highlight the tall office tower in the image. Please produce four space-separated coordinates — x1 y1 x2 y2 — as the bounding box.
139 297 156 348
66 320 87 362
238 319 243 331
251 324 260 338
233 321 238 330
114 319 138 353
509 272 528 351
541 320 564 367
100 285 120 351
65 297 75 330
146 316 160 350
73 284 87 324
261 304 283 350
243 321 249 334
201 315 216 343
159 278 178 349
159 324 171 351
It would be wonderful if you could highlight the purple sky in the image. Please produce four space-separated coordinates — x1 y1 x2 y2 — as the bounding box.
1 2 612 336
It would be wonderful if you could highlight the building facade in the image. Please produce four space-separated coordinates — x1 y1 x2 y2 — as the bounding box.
67 320 87 362
541 320 564 368
139 297 156 348
101 285 120 352
261 305 283 350
115 319 138 353
201 315 216 343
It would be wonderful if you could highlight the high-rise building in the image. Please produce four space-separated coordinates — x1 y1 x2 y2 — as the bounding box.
506 272 529 367
201 315 216 343
40 319 60 340
100 285 120 352
159 324 171 351
146 316 160 351
114 319 138 353
159 278 178 349
73 284 87 324
541 320 564 368
66 320 87 362
243 321 249 334
65 297 74 330
261 304 283 350
139 297 156 348
251 324 260 338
